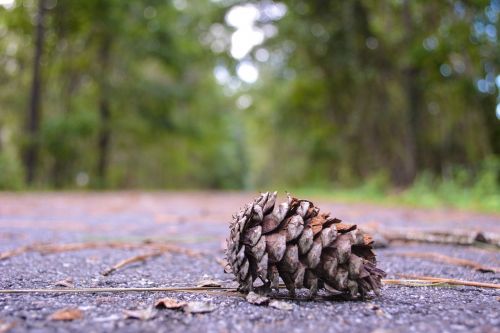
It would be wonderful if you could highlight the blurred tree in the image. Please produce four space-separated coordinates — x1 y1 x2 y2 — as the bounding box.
0 0 244 189
235 0 499 188
23 0 46 184
94 1 113 186
0 0 498 192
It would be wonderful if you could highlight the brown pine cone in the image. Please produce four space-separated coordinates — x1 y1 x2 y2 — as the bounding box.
226 192 386 299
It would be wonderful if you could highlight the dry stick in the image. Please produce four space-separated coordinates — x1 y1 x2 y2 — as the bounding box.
386 252 500 273
101 252 162 276
0 241 201 261
397 274 500 289
0 286 237 294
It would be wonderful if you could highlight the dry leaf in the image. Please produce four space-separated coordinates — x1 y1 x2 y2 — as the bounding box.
183 301 216 314
93 314 120 322
269 300 293 311
0 320 16 333
53 278 75 288
196 275 222 287
245 292 269 305
48 308 83 321
154 297 186 309
366 303 390 318
123 307 156 320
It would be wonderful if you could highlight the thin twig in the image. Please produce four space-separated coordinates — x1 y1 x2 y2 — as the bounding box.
396 274 500 289
0 286 237 294
386 252 499 273
101 252 162 276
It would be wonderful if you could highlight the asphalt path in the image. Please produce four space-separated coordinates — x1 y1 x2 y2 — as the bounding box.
0 192 498 333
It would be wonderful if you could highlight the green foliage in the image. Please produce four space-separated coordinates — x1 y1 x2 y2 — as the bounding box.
295 157 500 213
402 157 500 211
42 111 96 157
245 0 499 190
0 150 24 190
0 0 498 213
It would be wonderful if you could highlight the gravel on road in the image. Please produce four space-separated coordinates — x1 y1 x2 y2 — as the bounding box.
0 192 499 333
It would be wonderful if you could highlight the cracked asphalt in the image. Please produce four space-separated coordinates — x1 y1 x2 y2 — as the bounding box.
0 192 499 333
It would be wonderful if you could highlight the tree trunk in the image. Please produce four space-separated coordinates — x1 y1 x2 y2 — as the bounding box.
400 67 420 185
96 36 112 187
24 0 46 185
399 0 420 186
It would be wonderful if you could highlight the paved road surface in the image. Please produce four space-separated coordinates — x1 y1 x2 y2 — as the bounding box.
0 192 499 332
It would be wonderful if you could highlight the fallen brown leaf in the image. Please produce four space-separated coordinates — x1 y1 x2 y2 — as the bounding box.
196 275 222 287
0 320 16 333
183 301 216 314
53 278 75 288
48 308 83 321
154 297 186 309
245 292 269 305
269 300 293 311
123 307 156 320
366 303 387 317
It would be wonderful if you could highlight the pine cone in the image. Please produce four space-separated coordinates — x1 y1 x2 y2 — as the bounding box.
226 192 386 299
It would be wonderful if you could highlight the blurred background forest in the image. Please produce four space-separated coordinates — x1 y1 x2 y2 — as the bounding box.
0 0 499 211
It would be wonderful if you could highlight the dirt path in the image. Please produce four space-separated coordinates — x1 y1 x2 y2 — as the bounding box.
0 192 498 332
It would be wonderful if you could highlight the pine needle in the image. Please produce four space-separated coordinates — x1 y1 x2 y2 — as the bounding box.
382 279 449 287
396 274 500 289
0 286 237 294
